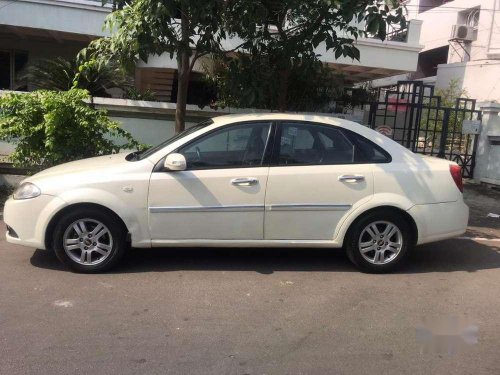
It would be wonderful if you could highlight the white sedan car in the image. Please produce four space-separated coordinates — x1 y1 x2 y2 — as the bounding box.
4 113 468 273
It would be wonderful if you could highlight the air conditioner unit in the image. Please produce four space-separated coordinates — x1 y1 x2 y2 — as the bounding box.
451 24 476 41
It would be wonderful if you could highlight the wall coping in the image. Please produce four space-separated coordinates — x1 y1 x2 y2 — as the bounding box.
91 97 270 117
437 60 500 69
479 102 500 113
16 0 112 12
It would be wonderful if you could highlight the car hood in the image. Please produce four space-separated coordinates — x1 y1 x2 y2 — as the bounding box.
28 153 131 182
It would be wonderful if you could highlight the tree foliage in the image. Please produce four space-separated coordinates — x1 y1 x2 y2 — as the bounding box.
435 79 468 108
90 0 406 130
206 56 345 112
0 89 140 169
417 79 471 152
223 0 406 110
89 0 230 133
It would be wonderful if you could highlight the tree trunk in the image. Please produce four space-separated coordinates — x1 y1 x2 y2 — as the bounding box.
175 5 191 134
175 50 190 134
277 68 290 111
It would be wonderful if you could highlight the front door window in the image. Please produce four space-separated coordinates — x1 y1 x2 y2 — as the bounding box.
178 122 271 169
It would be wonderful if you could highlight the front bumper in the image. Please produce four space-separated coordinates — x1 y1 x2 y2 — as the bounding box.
4 194 67 249
408 199 469 245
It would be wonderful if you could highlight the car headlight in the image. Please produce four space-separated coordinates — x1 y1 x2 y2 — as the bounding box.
13 182 41 200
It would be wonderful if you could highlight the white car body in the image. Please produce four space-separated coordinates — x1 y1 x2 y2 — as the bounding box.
4 113 468 258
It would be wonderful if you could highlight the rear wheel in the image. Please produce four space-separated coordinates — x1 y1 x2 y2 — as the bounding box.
346 211 411 273
52 208 127 273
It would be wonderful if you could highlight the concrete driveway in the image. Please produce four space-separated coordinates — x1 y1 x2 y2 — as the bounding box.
0 185 499 375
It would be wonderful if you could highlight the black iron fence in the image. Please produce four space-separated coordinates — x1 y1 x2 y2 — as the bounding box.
368 81 480 178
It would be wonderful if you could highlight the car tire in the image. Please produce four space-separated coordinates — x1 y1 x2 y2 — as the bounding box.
345 211 412 273
52 207 128 273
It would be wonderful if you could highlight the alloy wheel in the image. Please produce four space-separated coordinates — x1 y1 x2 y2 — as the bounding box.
358 220 403 265
62 218 114 266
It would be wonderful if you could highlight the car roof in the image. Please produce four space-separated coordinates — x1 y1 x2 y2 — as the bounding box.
210 112 374 140
212 112 347 127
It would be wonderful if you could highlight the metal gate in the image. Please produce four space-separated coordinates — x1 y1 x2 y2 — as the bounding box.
368 81 481 178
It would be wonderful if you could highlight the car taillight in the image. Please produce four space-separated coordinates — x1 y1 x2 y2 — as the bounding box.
449 164 463 193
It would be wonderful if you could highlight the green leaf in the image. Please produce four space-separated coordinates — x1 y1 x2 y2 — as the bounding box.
335 48 342 59
366 17 380 35
378 19 387 40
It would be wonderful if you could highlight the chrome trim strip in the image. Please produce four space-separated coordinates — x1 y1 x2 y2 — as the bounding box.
149 204 264 213
150 203 351 213
266 204 352 211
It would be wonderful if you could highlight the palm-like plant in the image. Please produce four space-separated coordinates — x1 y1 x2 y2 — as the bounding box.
20 54 130 97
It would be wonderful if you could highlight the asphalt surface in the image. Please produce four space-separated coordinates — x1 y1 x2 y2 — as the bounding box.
0 184 499 375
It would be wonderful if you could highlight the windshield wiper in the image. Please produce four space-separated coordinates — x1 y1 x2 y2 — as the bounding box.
126 149 145 161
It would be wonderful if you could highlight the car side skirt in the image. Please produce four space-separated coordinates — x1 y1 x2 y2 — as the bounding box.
150 239 343 248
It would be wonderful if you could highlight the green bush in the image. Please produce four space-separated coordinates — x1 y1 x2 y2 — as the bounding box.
20 55 130 97
123 87 157 101
0 89 140 170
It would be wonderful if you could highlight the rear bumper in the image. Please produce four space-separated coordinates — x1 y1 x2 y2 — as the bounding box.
408 200 469 245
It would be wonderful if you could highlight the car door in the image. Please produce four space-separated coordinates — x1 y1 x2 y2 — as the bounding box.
264 121 379 240
148 121 273 241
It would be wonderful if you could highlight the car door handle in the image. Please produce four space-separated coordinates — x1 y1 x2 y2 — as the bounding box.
338 175 365 183
231 177 258 186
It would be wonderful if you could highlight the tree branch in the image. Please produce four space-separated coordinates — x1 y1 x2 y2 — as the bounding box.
188 50 201 73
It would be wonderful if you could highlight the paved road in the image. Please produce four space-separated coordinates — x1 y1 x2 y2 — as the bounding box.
0 185 499 375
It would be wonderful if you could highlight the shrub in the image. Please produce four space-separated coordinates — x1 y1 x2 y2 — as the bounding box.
0 89 140 170
123 87 157 101
20 55 130 97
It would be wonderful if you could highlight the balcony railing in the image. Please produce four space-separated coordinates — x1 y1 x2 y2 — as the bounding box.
386 25 408 42
366 24 409 43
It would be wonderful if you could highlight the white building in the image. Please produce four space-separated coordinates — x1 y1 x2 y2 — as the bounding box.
0 0 424 102
373 0 500 102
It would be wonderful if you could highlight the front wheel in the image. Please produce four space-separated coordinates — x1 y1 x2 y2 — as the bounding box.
346 211 411 273
52 208 128 273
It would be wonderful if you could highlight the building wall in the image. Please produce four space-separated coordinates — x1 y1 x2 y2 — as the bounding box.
435 60 500 101
111 116 196 148
474 103 500 185
413 0 499 60
0 34 86 63
0 0 109 37
372 0 500 102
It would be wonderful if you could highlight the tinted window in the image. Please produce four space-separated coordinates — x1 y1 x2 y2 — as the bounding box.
278 122 390 165
179 122 271 169
279 122 355 165
344 129 392 163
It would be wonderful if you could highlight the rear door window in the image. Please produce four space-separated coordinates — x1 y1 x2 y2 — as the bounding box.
276 122 391 165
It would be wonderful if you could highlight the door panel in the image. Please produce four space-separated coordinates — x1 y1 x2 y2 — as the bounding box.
149 168 269 240
264 165 373 240
148 121 272 241
264 121 375 240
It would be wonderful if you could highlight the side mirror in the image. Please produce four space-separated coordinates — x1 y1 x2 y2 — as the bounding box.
164 153 187 171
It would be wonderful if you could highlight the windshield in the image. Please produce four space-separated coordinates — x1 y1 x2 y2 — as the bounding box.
127 119 213 161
